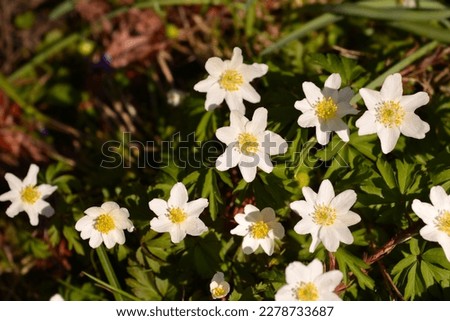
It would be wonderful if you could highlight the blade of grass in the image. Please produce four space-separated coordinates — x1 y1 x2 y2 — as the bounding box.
261 13 342 56
322 3 450 21
351 41 439 104
82 272 141 301
8 33 80 82
389 20 450 43
96 245 124 301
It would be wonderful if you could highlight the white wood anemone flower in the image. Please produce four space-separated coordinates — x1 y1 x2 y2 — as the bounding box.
290 179 361 253
210 272 231 299
193 47 268 114
230 204 285 256
356 73 430 154
412 186 450 262
75 201 134 249
294 73 357 145
149 182 208 243
215 107 288 183
0 164 57 226
275 259 343 301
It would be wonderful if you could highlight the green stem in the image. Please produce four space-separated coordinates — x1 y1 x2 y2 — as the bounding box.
96 245 124 301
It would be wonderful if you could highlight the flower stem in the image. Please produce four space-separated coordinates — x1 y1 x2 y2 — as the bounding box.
96 245 123 301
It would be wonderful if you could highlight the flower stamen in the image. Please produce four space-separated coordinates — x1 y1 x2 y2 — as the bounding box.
249 221 270 239
219 69 244 92
168 207 187 224
436 210 450 236
94 214 116 234
315 97 338 121
20 186 41 204
295 282 319 301
238 132 259 155
313 205 337 226
376 101 405 128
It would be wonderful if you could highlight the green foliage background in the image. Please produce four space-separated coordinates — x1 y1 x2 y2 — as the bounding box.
1 0 450 300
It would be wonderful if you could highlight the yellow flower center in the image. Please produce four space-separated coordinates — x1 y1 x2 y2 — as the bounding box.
238 132 259 155
20 185 41 204
249 221 270 239
315 97 338 121
436 210 450 236
376 101 405 128
168 207 187 224
94 214 116 234
313 205 337 226
219 69 244 91
296 282 319 301
212 285 227 298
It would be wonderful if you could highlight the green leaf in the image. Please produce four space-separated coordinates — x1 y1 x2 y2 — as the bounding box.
404 262 424 300
420 261 435 288
126 265 162 300
395 159 414 194
391 254 416 276
376 158 397 189
335 247 374 290
409 238 420 256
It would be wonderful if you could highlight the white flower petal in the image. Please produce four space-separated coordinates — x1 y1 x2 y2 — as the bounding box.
101 201 120 213
430 186 450 211
264 131 288 156
257 152 273 173
205 83 226 110
270 222 285 239
290 200 314 218
315 126 330 145
103 233 116 249
0 190 17 202
315 270 343 293
244 205 259 215
399 92 429 112
225 92 245 114
355 111 377 135
211 272 225 285
239 83 260 103
216 146 240 171
5 201 24 218
285 261 310 284
150 216 173 233
205 57 225 77
412 199 438 225
303 82 323 106
324 73 341 90
230 224 249 236
337 87 355 105
308 259 326 280
260 207 276 222
242 236 259 254
111 229 126 245
275 285 296 301
193 76 217 92
229 47 243 68
319 227 340 252
400 113 430 139
184 217 208 236
380 73 403 100
294 218 317 235
333 222 354 244
309 231 322 252
169 225 187 243
302 186 317 205
319 292 342 301
185 198 208 217
37 184 57 198
419 225 440 242
331 190 357 214
216 126 238 145
294 98 313 113
247 107 268 134
239 63 268 82
4 173 23 191
317 179 335 205
89 231 103 248
84 206 102 218
335 128 350 142
168 182 188 207
297 112 318 128
238 162 257 182
359 88 382 111
259 237 274 255
438 237 450 262
148 198 168 217
23 164 39 186
378 126 400 154
337 211 361 227
75 215 94 232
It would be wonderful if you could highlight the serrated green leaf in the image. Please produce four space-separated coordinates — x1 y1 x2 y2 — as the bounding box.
395 159 414 194
335 247 374 290
423 247 450 270
404 262 424 300
409 238 420 256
